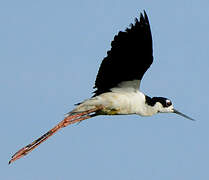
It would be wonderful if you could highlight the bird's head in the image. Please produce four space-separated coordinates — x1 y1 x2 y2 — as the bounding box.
147 97 194 121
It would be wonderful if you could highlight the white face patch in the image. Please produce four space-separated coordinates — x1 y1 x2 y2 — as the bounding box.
166 99 172 107
156 103 174 113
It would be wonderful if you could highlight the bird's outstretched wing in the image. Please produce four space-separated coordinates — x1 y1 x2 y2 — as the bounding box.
93 11 153 96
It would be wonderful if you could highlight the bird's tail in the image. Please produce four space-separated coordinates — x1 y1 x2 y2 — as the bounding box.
9 106 103 164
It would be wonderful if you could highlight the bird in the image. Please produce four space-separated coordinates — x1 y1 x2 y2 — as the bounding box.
9 11 194 164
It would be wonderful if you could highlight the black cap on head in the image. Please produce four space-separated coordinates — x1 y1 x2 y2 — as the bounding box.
145 96 172 107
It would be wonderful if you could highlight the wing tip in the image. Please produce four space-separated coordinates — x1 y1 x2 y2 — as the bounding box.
139 10 150 24
93 10 153 96
126 10 150 32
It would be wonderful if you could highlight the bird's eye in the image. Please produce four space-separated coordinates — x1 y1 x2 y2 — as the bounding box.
166 100 172 107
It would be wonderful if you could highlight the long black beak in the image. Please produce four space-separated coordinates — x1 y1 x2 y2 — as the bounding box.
173 109 195 121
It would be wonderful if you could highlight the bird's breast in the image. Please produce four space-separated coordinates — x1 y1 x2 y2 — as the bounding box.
74 90 154 116
96 91 146 115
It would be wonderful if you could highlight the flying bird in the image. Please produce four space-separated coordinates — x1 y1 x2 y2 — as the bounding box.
9 11 194 164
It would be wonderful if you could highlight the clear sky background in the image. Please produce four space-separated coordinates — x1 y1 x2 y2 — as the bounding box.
1 0 209 179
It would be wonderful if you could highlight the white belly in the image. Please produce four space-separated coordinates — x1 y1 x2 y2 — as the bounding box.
72 90 156 116
97 91 145 115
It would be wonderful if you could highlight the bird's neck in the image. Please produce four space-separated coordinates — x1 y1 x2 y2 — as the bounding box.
137 95 160 116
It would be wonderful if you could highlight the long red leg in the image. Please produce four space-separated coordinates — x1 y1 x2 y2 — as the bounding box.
9 106 103 164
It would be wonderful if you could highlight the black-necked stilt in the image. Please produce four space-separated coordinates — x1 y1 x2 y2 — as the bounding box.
9 11 194 164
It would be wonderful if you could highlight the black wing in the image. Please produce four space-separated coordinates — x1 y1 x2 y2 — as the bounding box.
93 11 153 96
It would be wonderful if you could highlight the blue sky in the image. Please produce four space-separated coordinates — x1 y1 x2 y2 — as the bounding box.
1 0 209 179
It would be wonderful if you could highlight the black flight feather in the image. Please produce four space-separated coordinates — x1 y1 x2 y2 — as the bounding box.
93 11 153 96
